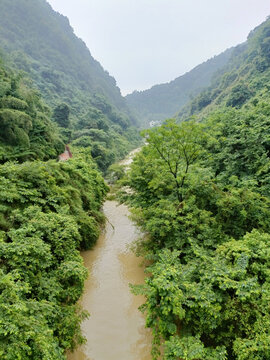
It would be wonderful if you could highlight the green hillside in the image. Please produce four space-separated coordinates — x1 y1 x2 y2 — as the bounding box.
0 57 64 162
122 16 270 360
178 17 270 120
0 52 109 359
0 0 140 170
0 0 129 115
125 48 233 128
0 2 134 355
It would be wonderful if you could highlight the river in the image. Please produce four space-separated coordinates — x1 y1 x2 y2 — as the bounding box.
68 151 152 360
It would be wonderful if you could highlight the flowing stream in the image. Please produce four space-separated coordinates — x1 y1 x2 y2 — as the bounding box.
68 151 152 360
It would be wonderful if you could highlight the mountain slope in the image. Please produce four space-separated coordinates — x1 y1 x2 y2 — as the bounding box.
124 16 270 360
177 17 270 120
0 56 64 162
0 0 140 170
125 48 233 128
0 0 130 117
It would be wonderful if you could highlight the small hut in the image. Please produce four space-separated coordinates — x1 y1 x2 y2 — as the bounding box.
59 145 72 161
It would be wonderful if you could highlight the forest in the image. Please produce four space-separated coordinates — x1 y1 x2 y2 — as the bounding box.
0 1 141 356
0 0 141 171
0 0 144 356
0 53 110 358
0 0 270 359
120 16 270 360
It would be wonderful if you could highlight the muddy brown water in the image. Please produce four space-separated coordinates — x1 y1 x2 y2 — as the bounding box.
67 199 152 360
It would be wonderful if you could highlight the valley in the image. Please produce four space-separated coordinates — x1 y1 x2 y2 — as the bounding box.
0 2 270 360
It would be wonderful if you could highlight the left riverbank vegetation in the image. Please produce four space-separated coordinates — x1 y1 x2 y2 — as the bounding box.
0 55 109 359
123 17 270 360
0 0 140 352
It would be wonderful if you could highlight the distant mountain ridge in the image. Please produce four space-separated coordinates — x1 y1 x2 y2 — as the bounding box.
126 48 233 128
127 16 270 128
175 17 270 121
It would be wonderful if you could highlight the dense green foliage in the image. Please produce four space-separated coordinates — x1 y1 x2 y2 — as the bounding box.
125 49 233 128
0 151 108 359
71 98 140 172
53 103 70 128
0 34 111 357
125 111 270 359
2 2 270 359
124 24 270 359
0 0 140 170
0 6 139 354
0 59 64 162
0 47 110 357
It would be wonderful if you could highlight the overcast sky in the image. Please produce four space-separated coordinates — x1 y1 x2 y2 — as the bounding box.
47 0 270 95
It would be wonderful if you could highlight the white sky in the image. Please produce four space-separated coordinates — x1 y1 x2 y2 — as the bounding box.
47 0 270 95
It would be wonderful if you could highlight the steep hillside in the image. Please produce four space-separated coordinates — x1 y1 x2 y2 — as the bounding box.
0 56 64 163
126 48 233 128
0 0 140 169
123 16 270 359
0 0 129 116
0 51 109 359
178 17 270 120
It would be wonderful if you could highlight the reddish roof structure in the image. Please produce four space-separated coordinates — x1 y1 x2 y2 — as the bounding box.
59 145 72 161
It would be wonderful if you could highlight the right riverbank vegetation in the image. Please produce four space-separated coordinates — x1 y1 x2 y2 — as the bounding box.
121 18 270 360
124 111 270 359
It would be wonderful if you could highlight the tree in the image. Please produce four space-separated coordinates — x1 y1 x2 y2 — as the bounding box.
142 119 206 202
53 103 70 128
